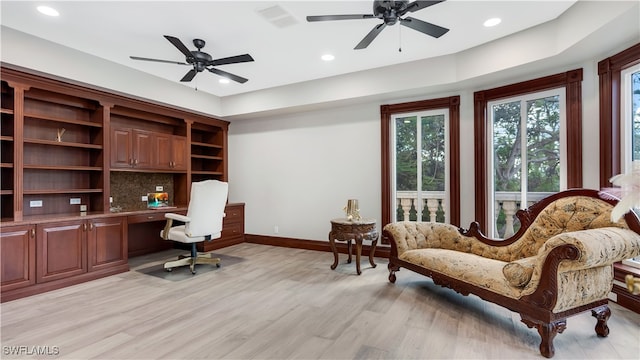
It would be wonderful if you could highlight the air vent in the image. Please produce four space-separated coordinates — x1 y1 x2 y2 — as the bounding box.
257 4 298 28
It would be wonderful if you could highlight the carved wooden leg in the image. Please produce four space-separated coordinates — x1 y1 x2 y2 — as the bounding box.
388 262 400 283
346 240 352 264
521 317 566 358
355 236 363 275
368 239 377 268
328 232 339 270
591 305 611 337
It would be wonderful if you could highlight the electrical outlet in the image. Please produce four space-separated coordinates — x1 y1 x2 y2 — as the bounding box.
155 186 163 192
30 200 43 208
70 198 81 205
80 205 87 212
109 197 113 203
141 195 148 202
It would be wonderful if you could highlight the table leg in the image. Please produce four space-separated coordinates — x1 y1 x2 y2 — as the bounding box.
347 240 352 264
369 239 378 268
329 232 339 270
355 236 363 275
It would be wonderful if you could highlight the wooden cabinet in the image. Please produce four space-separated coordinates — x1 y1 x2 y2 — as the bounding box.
0 66 232 301
111 128 153 169
1 216 127 302
1 224 35 292
88 216 128 272
154 133 187 170
36 220 87 283
36 217 127 283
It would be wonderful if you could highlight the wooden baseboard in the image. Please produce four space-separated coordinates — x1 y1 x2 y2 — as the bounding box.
244 234 390 258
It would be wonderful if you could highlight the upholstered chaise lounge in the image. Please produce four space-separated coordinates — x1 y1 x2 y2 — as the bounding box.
384 189 640 358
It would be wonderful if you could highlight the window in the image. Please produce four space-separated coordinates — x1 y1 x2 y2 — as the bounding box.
392 110 449 223
381 96 460 231
598 43 640 186
487 89 566 237
474 69 583 234
620 63 640 169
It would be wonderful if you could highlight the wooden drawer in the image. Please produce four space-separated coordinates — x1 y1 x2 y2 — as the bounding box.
224 204 244 224
127 210 186 224
222 222 244 240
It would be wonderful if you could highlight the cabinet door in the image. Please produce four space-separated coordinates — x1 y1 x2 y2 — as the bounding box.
111 128 133 168
154 133 172 169
1 224 36 292
36 220 87 283
133 130 153 169
171 136 188 170
88 217 127 272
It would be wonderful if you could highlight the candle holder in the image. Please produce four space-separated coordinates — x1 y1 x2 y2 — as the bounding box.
343 199 361 221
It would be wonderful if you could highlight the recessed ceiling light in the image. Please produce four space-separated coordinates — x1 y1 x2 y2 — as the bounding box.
321 54 335 62
37 5 59 17
219 78 230 84
484 18 501 27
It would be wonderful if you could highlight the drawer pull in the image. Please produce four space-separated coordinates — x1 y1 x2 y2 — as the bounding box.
148 216 155 219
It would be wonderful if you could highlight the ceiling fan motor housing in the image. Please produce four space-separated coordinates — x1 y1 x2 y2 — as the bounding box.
374 0 408 25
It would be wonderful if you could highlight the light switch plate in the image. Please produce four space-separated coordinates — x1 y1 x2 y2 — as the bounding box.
70 198 81 205
80 205 87 212
30 200 43 208
155 186 163 191
141 195 148 202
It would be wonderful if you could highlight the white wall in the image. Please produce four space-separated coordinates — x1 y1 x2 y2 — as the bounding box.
228 103 380 240
227 53 620 241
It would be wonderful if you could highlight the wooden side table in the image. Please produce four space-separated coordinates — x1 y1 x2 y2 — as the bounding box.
328 218 378 275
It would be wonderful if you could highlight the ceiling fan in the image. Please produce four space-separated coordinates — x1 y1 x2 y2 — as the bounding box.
307 0 449 50
130 35 254 84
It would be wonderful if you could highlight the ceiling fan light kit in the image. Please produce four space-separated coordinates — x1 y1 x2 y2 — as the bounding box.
307 0 449 50
130 35 254 84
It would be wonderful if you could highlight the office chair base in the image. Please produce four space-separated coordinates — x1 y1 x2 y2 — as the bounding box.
164 254 221 274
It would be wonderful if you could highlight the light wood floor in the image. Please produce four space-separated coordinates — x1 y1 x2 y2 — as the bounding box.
1 243 639 359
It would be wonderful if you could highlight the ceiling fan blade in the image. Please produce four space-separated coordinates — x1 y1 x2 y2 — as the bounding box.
400 17 449 38
354 23 386 50
404 0 446 14
307 14 375 22
129 56 189 65
164 35 194 59
210 54 255 66
207 67 248 84
180 69 197 82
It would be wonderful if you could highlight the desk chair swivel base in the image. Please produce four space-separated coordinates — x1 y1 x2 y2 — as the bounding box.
164 242 220 274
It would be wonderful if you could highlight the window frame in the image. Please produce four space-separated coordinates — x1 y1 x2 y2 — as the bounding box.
474 69 584 232
381 96 460 231
599 43 640 184
391 109 451 223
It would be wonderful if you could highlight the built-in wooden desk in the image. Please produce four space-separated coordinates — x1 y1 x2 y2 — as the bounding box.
0 203 244 302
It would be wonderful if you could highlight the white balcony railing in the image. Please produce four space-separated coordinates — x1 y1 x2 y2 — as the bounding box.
395 191 553 238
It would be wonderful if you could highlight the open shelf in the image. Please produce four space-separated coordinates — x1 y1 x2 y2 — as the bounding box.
24 189 103 195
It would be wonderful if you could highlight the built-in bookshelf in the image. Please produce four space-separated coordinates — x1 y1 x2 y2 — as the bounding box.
0 80 15 220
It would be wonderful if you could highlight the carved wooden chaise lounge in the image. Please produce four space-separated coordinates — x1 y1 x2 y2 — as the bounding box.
383 189 640 358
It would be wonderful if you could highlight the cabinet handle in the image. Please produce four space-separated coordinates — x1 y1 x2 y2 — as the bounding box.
89 223 94 231
134 159 139 165
30 228 35 238
83 223 87 231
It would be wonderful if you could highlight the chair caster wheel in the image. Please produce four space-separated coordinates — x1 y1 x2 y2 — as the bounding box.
191 270 196 275
165 268 173 272
216 263 221 268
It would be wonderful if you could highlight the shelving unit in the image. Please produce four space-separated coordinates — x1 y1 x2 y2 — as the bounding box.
1 81 15 220
21 87 105 217
190 122 226 182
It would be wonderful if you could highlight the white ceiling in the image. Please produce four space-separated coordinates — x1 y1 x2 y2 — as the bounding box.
0 0 577 97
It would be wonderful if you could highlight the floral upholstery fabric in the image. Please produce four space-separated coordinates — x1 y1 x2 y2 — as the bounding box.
502 256 536 287
385 195 640 312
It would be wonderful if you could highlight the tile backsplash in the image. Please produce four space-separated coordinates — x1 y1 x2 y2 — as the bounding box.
110 172 174 211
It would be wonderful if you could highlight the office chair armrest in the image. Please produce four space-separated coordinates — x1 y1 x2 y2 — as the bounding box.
165 213 191 222
161 213 192 240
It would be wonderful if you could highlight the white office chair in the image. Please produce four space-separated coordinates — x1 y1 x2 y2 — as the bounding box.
160 180 229 274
